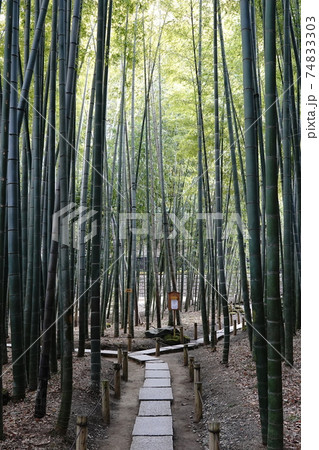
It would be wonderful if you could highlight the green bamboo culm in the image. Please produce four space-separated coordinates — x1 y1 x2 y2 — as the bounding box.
0 0 14 437
56 0 72 434
78 68 95 357
17 0 50 132
90 0 108 389
34 0 59 419
218 4 253 350
265 1 283 448
214 0 229 363
240 0 268 444
7 0 26 401
196 0 209 345
114 9 128 339
28 0 44 392
282 0 294 366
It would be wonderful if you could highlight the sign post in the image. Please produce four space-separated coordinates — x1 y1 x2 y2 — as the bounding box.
168 291 180 337
126 288 133 334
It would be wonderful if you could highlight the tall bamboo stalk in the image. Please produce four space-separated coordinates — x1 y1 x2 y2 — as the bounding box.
7 0 26 401
265 1 283 447
240 0 268 443
56 0 72 433
213 0 229 363
90 0 108 390
218 4 252 349
282 0 294 366
0 0 13 437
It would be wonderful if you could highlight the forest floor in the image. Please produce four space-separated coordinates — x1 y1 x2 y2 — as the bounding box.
1 308 301 449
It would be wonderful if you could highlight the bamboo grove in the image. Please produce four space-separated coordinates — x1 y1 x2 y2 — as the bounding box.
0 0 300 448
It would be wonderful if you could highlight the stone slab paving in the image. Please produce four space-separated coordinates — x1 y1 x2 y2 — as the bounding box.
130 436 173 450
145 362 169 370
130 348 157 355
82 348 118 357
100 350 118 357
132 416 173 436
128 354 159 362
138 400 172 416
143 378 171 387
144 369 171 379
130 329 255 450
139 387 173 401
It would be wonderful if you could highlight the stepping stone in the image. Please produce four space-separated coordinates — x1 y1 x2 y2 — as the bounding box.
82 348 118 357
138 400 171 416
131 348 157 355
143 378 171 388
156 343 197 353
163 344 184 350
139 387 173 401
130 436 173 450
161 346 180 352
132 416 173 436
100 350 118 357
145 362 169 370
145 359 164 363
144 369 170 379
129 354 159 362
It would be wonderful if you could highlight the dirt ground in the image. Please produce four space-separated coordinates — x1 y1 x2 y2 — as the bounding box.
1 309 301 449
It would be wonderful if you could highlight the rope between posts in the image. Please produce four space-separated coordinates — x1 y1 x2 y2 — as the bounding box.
69 394 102 450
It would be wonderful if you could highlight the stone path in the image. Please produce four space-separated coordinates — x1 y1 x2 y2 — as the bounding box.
128 320 243 449
74 316 244 448
78 320 243 360
130 359 174 450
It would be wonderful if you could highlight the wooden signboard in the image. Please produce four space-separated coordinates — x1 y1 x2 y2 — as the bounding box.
168 291 181 337
168 291 180 311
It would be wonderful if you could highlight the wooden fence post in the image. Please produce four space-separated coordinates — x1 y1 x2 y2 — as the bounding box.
230 314 233 326
117 345 122 365
194 382 202 423
128 334 132 352
113 363 121 399
183 344 188 366
180 326 184 344
233 319 237 336
156 338 160 357
122 350 128 381
208 422 220 450
194 362 201 383
76 416 88 450
214 331 217 349
189 356 194 382
101 380 110 424
242 317 246 331
237 312 240 324
194 322 198 340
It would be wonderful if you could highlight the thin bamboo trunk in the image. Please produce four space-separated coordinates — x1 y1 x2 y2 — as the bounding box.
240 0 268 443
214 0 229 363
7 0 26 400
56 0 72 434
265 1 283 447
282 0 294 365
